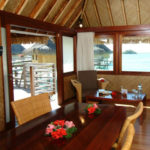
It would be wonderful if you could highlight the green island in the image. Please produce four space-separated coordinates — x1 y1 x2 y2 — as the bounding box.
123 50 137 54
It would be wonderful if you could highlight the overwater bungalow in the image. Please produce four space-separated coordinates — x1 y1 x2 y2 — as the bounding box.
0 0 150 149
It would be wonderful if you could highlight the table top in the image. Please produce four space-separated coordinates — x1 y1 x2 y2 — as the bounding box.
0 102 126 150
86 90 146 103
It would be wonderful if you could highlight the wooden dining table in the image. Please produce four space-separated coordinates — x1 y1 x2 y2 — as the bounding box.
0 102 126 150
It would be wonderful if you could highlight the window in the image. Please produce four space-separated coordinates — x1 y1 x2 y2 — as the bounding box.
94 35 114 71
62 36 74 73
122 35 150 72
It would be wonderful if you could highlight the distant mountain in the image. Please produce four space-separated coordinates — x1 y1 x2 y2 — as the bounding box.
94 44 112 54
47 39 56 50
123 50 137 54
11 44 25 55
23 39 56 55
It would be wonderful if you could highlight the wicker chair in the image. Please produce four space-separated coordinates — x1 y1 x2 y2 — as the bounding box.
120 123 135 150
11 93 52 125
71 70 98 103
112 102 143 149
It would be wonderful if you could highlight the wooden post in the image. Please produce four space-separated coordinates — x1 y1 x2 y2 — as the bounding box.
30 66 35 96
0 16 5 131
56 33 64 105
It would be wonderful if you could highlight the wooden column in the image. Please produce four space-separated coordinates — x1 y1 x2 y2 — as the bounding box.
5 24 15 128
56 33 64 105
0 17 5 132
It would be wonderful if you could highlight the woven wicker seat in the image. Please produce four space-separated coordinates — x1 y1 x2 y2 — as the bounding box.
71 70 99 103
112 102 143 149
11 93 52 125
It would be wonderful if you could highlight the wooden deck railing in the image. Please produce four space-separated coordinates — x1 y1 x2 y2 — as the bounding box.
12 62 56 96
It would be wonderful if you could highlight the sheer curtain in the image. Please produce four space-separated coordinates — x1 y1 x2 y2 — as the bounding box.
77 32 95 71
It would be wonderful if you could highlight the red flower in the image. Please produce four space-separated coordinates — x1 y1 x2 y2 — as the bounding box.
88 107 96 114
53 120 65 126
51 128 67 139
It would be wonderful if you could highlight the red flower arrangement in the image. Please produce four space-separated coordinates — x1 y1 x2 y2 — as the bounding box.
45 120 77 139
86 104 101 115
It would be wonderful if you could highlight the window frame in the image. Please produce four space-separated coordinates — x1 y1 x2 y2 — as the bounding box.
94 33 116 74
62 35 76 75
119 31 150 75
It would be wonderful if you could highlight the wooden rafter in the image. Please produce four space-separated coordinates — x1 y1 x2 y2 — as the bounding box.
121 0 127 25
29 0 44 18
0 0 6 9
17 0 30 14
52 0 72 24
15 0 26 14
43 0 58 22
31 0 49 19
0 0 9 10
105 0 114 26
137 0 141 24
83 11 90 27
81 0 88 19
93 0 101 26
68 9 82 28
60 0 82 26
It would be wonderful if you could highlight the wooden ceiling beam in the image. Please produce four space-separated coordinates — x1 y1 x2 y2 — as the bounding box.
60 0 82 26
43 0 58 22
105 0 114 26
83 11 90 27
93 0 101 26
0 0 6 9
137 0 141 24
69 9 82 28
52 0 72 24
17 0 30 15
81 0 88 19
121 0 127 25
31 0 49 19
0 0 9 10
15 0 26 14
29 0 45 18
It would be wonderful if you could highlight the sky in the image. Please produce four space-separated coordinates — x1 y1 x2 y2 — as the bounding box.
105 43 150 53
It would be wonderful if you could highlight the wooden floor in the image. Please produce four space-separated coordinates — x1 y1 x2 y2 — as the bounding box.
120 102 150 150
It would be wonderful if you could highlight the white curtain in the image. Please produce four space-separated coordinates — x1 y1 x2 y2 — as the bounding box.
77 32 95 71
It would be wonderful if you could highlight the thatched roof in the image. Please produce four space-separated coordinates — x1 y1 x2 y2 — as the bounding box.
1 0 150 28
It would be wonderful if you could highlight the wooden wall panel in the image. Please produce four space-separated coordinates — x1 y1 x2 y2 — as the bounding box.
95 0 111 26
124 0 139 25
97 74 150 99
64 74 76 100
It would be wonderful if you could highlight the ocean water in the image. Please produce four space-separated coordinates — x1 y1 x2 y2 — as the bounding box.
122 53 150 72
95 53 150 71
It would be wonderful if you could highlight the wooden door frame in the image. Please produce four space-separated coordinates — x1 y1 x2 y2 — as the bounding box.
0 11 76 129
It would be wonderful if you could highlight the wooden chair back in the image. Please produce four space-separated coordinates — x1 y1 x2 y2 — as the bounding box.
128 102 143 124
120 123 135 150
113 102 143 149
11 93 51 125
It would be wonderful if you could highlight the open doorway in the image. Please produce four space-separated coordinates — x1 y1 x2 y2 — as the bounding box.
10 28 59 110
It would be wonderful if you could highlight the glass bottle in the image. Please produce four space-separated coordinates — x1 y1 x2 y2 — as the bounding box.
137 83 142 98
